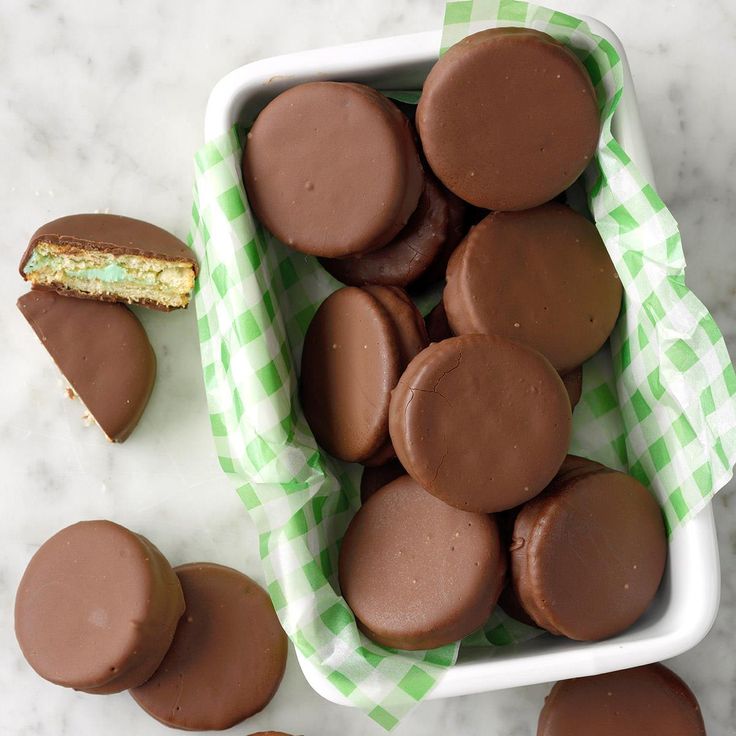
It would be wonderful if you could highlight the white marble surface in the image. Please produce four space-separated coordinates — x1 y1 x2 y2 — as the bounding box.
1 0 735 733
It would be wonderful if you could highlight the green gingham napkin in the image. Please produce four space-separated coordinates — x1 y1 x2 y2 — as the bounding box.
188 0 736 727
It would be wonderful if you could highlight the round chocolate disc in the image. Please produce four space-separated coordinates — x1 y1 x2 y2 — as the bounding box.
561 365 583 409
15 520 184 694
389 334 572 512
512 469 667 640
243 82 423 257
417 28 600 210
339 475 505 650
320 176 449 287
360 458 405 503
444 204 622 373
538 663 706 736
300 287 401 462
131 563 288 731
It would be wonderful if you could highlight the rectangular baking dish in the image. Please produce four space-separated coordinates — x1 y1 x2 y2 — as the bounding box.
203 19 720 704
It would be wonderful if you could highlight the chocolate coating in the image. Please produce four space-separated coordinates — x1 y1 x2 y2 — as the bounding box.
300 287 401 462
496 506 535 626
499 455 603 627
15 520 184 693
243 82 423 257
425 301 453 343
363 285 428 368
362 439 397 467
512 469 667 640
339 475 505 650
538 664 706 736
360 286 428 466
498 583 536 628
554 453 606 484
389 334 571 512
561 366 583 409
320 176 449 287
360 458 405 503
17 290 156 442
417 28 599 210
131 563 288 731
444 204 622 373
20 213 197 311
411 187 468 289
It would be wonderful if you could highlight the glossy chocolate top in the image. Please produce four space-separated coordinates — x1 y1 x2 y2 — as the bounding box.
512 468 667 640
444 204 621 373
339 475 505 650
538 664 706 736
300 287 401 462
17 290 156 442
131 563 288 731
15 520 184 693
243 82 423 257
417 28 599 210
389 334 572 512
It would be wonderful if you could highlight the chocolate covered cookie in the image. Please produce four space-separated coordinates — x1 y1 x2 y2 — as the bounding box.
339 475 505 650
132 563 288 731
538 664 706 736
300 287 401 462
444 204 622 373
20 214 197 310
320 176 449 287
389 334 571 512
17 290 155 442
15 520 184 694
512 467 667 640
417 28 599 210
500 455 603 626
243 82 423 257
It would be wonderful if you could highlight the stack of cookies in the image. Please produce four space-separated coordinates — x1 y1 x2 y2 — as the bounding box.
15 520 289 732
243 28 667 651
17 213 199 442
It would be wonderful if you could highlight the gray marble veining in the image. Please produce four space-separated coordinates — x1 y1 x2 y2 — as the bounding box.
1 0 735 734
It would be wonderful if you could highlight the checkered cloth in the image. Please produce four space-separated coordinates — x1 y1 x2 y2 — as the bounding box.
187 0 736 727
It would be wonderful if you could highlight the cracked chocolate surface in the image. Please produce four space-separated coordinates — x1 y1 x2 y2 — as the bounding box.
389 334 571 512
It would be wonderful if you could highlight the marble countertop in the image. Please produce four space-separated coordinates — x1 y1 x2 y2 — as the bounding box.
1 0 735 734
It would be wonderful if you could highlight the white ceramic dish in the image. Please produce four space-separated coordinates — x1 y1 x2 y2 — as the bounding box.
204 20 720 705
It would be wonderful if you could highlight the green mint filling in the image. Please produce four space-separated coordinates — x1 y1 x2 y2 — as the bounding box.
73 264 131 283
24 252 163 287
